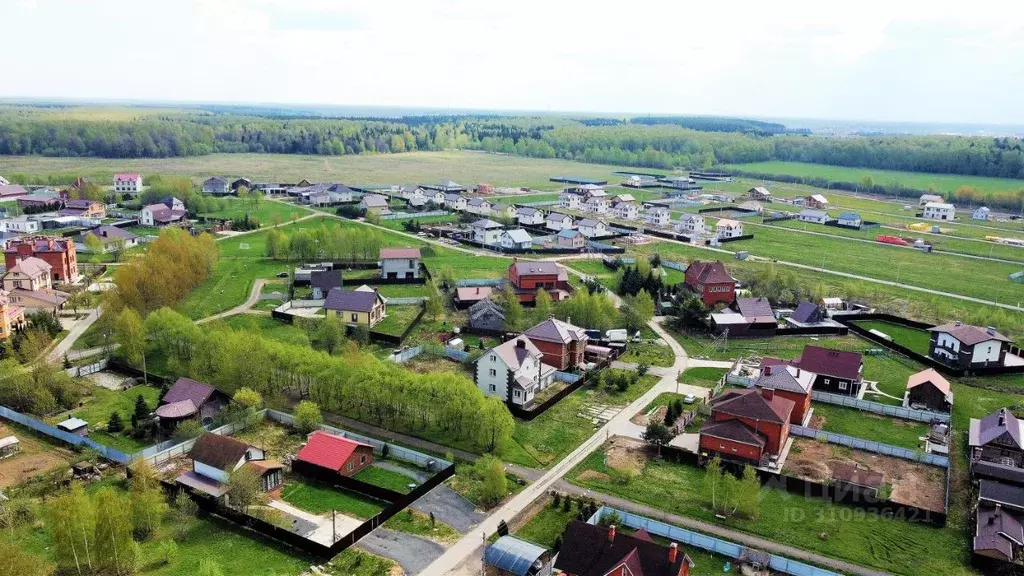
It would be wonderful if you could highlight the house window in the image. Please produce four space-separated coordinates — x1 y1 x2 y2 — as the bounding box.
514 390 521 398
490 354 496 362
409 260 414 269
489 384 496 392
823 378 830 386
351 313 358 322
489 369 497 377
838 381 848 391
347 462 354 472
360 455 366 464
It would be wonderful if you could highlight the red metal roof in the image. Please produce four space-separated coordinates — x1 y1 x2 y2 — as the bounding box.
686 260 735 285
295 431 372 472
796 345 862 381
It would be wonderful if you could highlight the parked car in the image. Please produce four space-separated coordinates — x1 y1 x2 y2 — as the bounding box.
683 394 696 404
606 329 628 342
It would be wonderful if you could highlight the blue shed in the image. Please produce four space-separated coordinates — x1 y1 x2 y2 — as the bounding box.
484 536 552 576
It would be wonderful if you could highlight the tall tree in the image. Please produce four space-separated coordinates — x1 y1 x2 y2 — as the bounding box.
501 284 524 332
532 287 553 324
83 232 104 262
114 308 147 381
477 397 515 453
92 487 135 576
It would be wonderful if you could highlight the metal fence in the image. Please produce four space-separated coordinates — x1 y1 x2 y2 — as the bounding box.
454 278 505 288
725 373 752 387
0 405 132 464
137 415 259 467
662 260 688 272
66 358 109 377
386 297 428 305
444 348 470 362
554 371 582 383
586 240 619 251
811 390 949 424
517 200 560 207
390 346 424 363
588 507 841 576
790 425 949 468
291 299 325 308
380 210 449 220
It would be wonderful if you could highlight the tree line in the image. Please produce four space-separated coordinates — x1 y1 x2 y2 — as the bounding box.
265 221 386 262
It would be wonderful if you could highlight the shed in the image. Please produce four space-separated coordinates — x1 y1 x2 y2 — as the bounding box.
484 536 552 576
57 417 88 436
0 435 19 458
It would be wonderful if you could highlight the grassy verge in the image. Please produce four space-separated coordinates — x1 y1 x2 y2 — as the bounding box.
679 367 727 387
810 403 928 450
383 509 459 544
374 305 423 336
515 500 580 549
619 341 675 367
50 385 162 453
326 549 400 576
852 320 932 355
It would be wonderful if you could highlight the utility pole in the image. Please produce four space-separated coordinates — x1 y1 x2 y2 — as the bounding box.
481 532 486 576
333 509 337 543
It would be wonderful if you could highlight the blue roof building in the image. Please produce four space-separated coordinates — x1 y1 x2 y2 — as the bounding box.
484 536 552 576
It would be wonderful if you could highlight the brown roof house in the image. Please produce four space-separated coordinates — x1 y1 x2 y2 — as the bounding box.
793 345 863 397
380 247 422 280
700 388 793 466
928 322 1012 370
969 408 1024 486
555 521 693 576
324 286 387 327
310 269 342 300
524 317 588 370
904 368 953 413
975 506 1024 563
156 377 228 427
177 433 281 500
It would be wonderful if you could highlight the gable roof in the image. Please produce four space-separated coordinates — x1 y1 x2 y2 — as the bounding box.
791 300 823 324
361 194 389 207
547 212 571 222
970 408 1024 450
735 297 773 319
472 219 502 229
510 261 566 280
686 260 735 285
296 431 373 471
8 256 52 278
468 197 490 207
679 212 703 222
525 317 587 344
755 365 815 394
796 345 861 381
324 287 382 313
517 206 540 217
555 521 689 576
502 229 532 243
808 194 829 204
907 368 952 397
203 176 228 185
929 322 1010 345
711 388 794 424
310 270 343 293
716 218 741 228
838 211 861 221
578 218 603 228
190 433 251 471
458 286 495 303
85 226 139 244
976 507 1024 561
489 338 543 371
799 209 829 219
469 297 503 321
114 173 141 181
444 193 463 202
163 377 216 408
380 247 421 260
750 186 771 196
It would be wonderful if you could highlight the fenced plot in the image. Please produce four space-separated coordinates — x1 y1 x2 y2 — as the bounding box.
0 421 76 488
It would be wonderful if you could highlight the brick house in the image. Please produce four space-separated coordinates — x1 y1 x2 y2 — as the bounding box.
294 431 375 478
59 199 106 218
682 260 735 307
753 364 815 425
555 521 692 576
524 317 589 370
4 237 79 283
699 388 793 465
507 260 572 304
0 290 26 340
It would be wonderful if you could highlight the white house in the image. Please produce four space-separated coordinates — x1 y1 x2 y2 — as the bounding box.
494 203 517 220
927 322 1011 370
430 191 447 205
577 218 607 238
922 202 955 221
837 212 863 227
472 219 503 245
583 194 609 214
676 213 705 236
645 207 671 227
798 209 830 224
716 218 744 239
188 433 265 485
400 186 426 202
516 207 545 226
973 206 991 221
612 202 638 220
466 197 493 215
545 212 575 231
919 194 944 207
202 176 231 195
558 191 583 210
475 338 556 406
0 216 41 233
500 229 533 250
444 194 467 211
113 173 142 195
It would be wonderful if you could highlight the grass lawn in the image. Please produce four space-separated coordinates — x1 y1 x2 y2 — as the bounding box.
373 304 423 336
619 341 675 367
326 549 399 576
383 508 460 544
506 371 660 468
810 403 928 450
422 252 513 280
679 367 727 387
217 315 312 347
354 466 416 494
515 500 580 549
448 464 526 510
70 318 109 350
280 475 387 519
200 197 306 223
568 450 973 575
376 283 434 298
50 385 162 453
379 214 459 231
853 320 933 355
177 258 286 319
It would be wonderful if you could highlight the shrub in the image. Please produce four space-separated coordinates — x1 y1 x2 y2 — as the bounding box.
293 400 323 433
107 411 124 433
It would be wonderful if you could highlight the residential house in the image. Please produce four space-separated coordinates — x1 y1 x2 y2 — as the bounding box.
790 300 825 324
140 202 187 227
557 228 586 249
500 229 534 250
467 197 493 215
476 337 557 406
558 190 583 211
444 194 467 211
682 260 736 307
156 377 228 427
612 193 636 204
0 290 26 340
733 297 774 322
738 201 764 214
17 191 61 210
253 183 288 196
4 237 78 283
359 194 392 216
922 202 956 221
423 180 465 193
456 286 494 309
304 184 354 206
905 368 953 412
113 173 142 195
485 535 552 576
177 433 280 500
805 194 830 209
428 191 446 206
545 212 575 232
712 297 775 338
202 177 231 195
400 185 426 202
919 194 944 207
0 184 27 200
516 207 545 226
494 203 517 220
645 207 671 227
310 270 343 300
969 408 1024 485
837 212 862 227
324 287 386 327
507 260 572 303
230 177 252 192
577 219 607 238
555 521 692 576
79 226 139 252
611 201 639 220
293 431 375 478
468 298 504 332
160 196 186 211
582 192 609 214
6 285 68 314
748 186 772 201
798 209 830 224
974 207 991 221
59 199 106 218
928 322 1011 370
380 247 421 279
472 219 504 245
0 216 41 233
2 257 51 292
700 388 793 465
524 317 588 370
974 505 1024 563
675 213 706 236
715 218 744 239
754 364 814 425
794 345 863 397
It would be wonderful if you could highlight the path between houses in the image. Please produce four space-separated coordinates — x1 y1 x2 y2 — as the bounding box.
48 306 102 363
195 279 268 324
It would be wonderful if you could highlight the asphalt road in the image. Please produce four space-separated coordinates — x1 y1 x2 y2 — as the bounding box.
355 528 446 575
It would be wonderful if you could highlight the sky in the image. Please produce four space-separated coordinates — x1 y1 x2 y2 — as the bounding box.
3 0 1024 125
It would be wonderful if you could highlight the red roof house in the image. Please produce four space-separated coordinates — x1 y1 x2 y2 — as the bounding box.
700 388 793 465
507 260 572 304
555 521 692 576
683 260 736 307
4 237 79 284
294 431 374 478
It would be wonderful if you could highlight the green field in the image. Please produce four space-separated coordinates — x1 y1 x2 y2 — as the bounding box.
280 475 386 518
810 403 927 449
852 320 933 355
177 258 286 320
217 315 313 347
373 304 423 337
619 341 675 367
678 367 727 387
722 160 1024 197
201 197 307 223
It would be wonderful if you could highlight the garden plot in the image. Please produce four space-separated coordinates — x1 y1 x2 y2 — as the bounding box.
782 438 946 513
0 422 76 488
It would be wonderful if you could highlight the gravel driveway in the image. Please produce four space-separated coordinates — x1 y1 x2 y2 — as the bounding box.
356 528 445 575
411 485 485 534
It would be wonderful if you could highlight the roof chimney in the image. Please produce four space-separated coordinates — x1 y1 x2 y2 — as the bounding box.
516 339 526 349
764 365 772 376
608 525 616 542
668 543 678 564
987 326 997 336
954 321 962 327
761 388 775 402
795 367 800 377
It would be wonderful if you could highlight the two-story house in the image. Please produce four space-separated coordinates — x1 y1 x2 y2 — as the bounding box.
113 173 142 195
754 364 815 425
177 433 281 501
922 202 956 221
545 212 575 231
805 194 830 209
476 338 557 407
748 186 772 201
359 194 392 216
969 408 1024 486
577 219 607 238
472 219 504 245
466 197 493 215
379 247 421 279
557 228 586 249
611 201 638 220
444 194 467 211
524 317 588 370
2 257 52 292
0 290 26 341
156 377 228 427
507 260 572 304
905 368 953 413
928 322 1011 370
59 199 106 219
140 203 187 227
699 388 793 466
202 176 231 195
516 207 545 227
645 207 671 227
583 192 609 214
682 260 736 307
558 190 583 211
715 219 744 239
4 237 79 283
555 521 693 576
676 213 706 236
